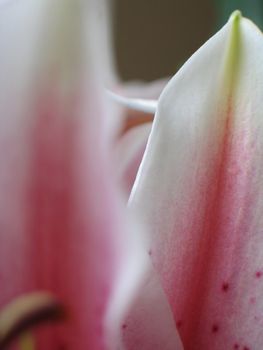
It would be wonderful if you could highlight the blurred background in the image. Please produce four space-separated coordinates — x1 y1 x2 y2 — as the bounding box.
113 0 263 81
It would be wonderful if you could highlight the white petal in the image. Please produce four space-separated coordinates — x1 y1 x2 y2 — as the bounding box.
130 12 263 349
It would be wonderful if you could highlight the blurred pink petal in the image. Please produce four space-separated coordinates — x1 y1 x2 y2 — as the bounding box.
130 12 263 349
112 78 169 193
0 1 147 349
112 78 169 133
116 123 152 195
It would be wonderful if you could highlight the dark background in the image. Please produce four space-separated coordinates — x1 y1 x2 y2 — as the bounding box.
113 0 263 81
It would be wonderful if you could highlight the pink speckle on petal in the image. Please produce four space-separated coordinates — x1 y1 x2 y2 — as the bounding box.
233 344 239 349
122 324 128 330
255 271 262 278
211 324 219 333
221 282 229 292
176 320 183 328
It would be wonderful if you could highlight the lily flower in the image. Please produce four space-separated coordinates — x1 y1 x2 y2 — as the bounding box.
2 1 261 350
129 10 263 350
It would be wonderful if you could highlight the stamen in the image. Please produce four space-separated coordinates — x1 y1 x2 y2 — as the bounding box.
19 332 35 350
0 292 67 349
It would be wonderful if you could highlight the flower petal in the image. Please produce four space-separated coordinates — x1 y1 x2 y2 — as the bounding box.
108 91 157 114
114 78 169 133
121 268 184 350
0 1 146 349
116 123 152 195
130 12 263 349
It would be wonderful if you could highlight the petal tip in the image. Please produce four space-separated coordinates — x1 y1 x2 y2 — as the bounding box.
229 10 242 23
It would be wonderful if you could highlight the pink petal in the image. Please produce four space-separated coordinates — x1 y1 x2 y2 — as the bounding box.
113 78 169 133
130 13 263 349
116 123 152 195
0 1 146 349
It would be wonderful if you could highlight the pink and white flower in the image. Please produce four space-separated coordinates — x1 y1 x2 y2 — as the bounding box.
1 3 263 350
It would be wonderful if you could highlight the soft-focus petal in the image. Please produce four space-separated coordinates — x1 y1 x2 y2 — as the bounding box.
130 12 263 349
114 78 169 133
116 123 152 195
108 91 157 114
0 1 146 349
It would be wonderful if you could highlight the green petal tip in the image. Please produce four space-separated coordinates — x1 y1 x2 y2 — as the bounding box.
230 10 242 23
